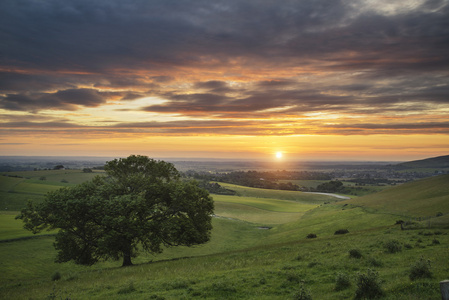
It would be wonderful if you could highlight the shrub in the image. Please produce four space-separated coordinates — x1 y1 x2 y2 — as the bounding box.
354 269 384 299
51 271 61 281
409 257 432 280
432 238 440 245
293 284 312 300
384 240 402 253
335 272 351 291
334 229 349 235
349 249 363 259
306 233 317 239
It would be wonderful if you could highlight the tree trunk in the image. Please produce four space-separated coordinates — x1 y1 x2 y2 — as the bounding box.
122 251 133 267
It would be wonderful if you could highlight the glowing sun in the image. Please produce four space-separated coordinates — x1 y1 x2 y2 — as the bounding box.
275 152 283 159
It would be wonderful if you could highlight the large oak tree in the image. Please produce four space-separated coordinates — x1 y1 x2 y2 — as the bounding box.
18 155 214 266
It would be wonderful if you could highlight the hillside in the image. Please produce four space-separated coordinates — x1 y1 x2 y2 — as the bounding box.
397 154 449 169
343 174 449 217
1 172 449 299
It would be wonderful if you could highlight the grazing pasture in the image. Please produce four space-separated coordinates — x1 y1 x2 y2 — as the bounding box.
0 172 448 299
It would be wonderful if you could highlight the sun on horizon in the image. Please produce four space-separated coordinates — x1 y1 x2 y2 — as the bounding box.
276 152 283 159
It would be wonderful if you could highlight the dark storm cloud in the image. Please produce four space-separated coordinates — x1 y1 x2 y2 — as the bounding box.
0 0 448 126
2 0 448 73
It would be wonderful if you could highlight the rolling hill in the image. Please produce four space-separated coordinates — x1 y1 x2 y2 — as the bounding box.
396 154 449 169
1 170 449 299
342 174 449 217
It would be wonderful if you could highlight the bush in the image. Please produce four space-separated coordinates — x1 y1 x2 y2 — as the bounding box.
354 269 384 299
293 284 312 300
349 249 363 259
334 229 349 235
51 271 61 281
384 240 402 253
306 233 317 239
409 257 432 280
335 272 351 291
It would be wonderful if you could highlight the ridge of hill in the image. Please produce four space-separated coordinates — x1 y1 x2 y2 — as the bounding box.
397 154 449 169
343 174 449 217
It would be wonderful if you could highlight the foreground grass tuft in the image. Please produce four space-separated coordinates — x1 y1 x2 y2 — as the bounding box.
354 269 384 299
409 257 432 281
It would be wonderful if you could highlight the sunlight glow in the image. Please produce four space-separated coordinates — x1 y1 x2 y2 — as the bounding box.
276 152 283 159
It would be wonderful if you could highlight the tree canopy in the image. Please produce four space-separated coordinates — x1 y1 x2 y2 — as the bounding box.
17 155 214 266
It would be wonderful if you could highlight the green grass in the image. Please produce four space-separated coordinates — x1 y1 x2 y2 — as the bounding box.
1 170 103 184
1 224 448 299
0 170 105 210
0 212 40 240
280 179 392 196
1 174 449 299
213 194 318 212
218 182 338 203
343 174 449 217
214 201 303 225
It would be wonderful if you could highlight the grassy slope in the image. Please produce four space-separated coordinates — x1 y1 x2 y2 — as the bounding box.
214 201 303 225
218 182 337 203
213 194 318 213
0 170 104 210
2 216 448 299
342 174 449 217
1 174 449 299
398 154 449 169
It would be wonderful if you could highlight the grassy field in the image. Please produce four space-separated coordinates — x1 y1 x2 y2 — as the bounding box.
1 172 449 299
0 170 103 210
217 182 337 203
279 179 392 196
343 174 449 217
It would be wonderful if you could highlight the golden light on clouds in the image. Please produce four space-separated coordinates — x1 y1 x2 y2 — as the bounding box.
0 0 448 161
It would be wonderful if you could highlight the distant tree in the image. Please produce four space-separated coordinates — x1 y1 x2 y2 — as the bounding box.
82 168 93 173
316 180 344 193
39 176 46 181
53 165 64 170
17 155 214 266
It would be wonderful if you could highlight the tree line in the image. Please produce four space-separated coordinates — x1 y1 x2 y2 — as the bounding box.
185 170 332 191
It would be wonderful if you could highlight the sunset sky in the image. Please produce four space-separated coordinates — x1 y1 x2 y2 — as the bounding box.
1 0 448 161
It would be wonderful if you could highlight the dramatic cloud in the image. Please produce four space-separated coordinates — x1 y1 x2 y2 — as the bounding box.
0 0 448 158
0 89 112 112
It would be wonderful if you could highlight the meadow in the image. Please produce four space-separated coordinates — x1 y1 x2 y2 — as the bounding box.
0 170 448 299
